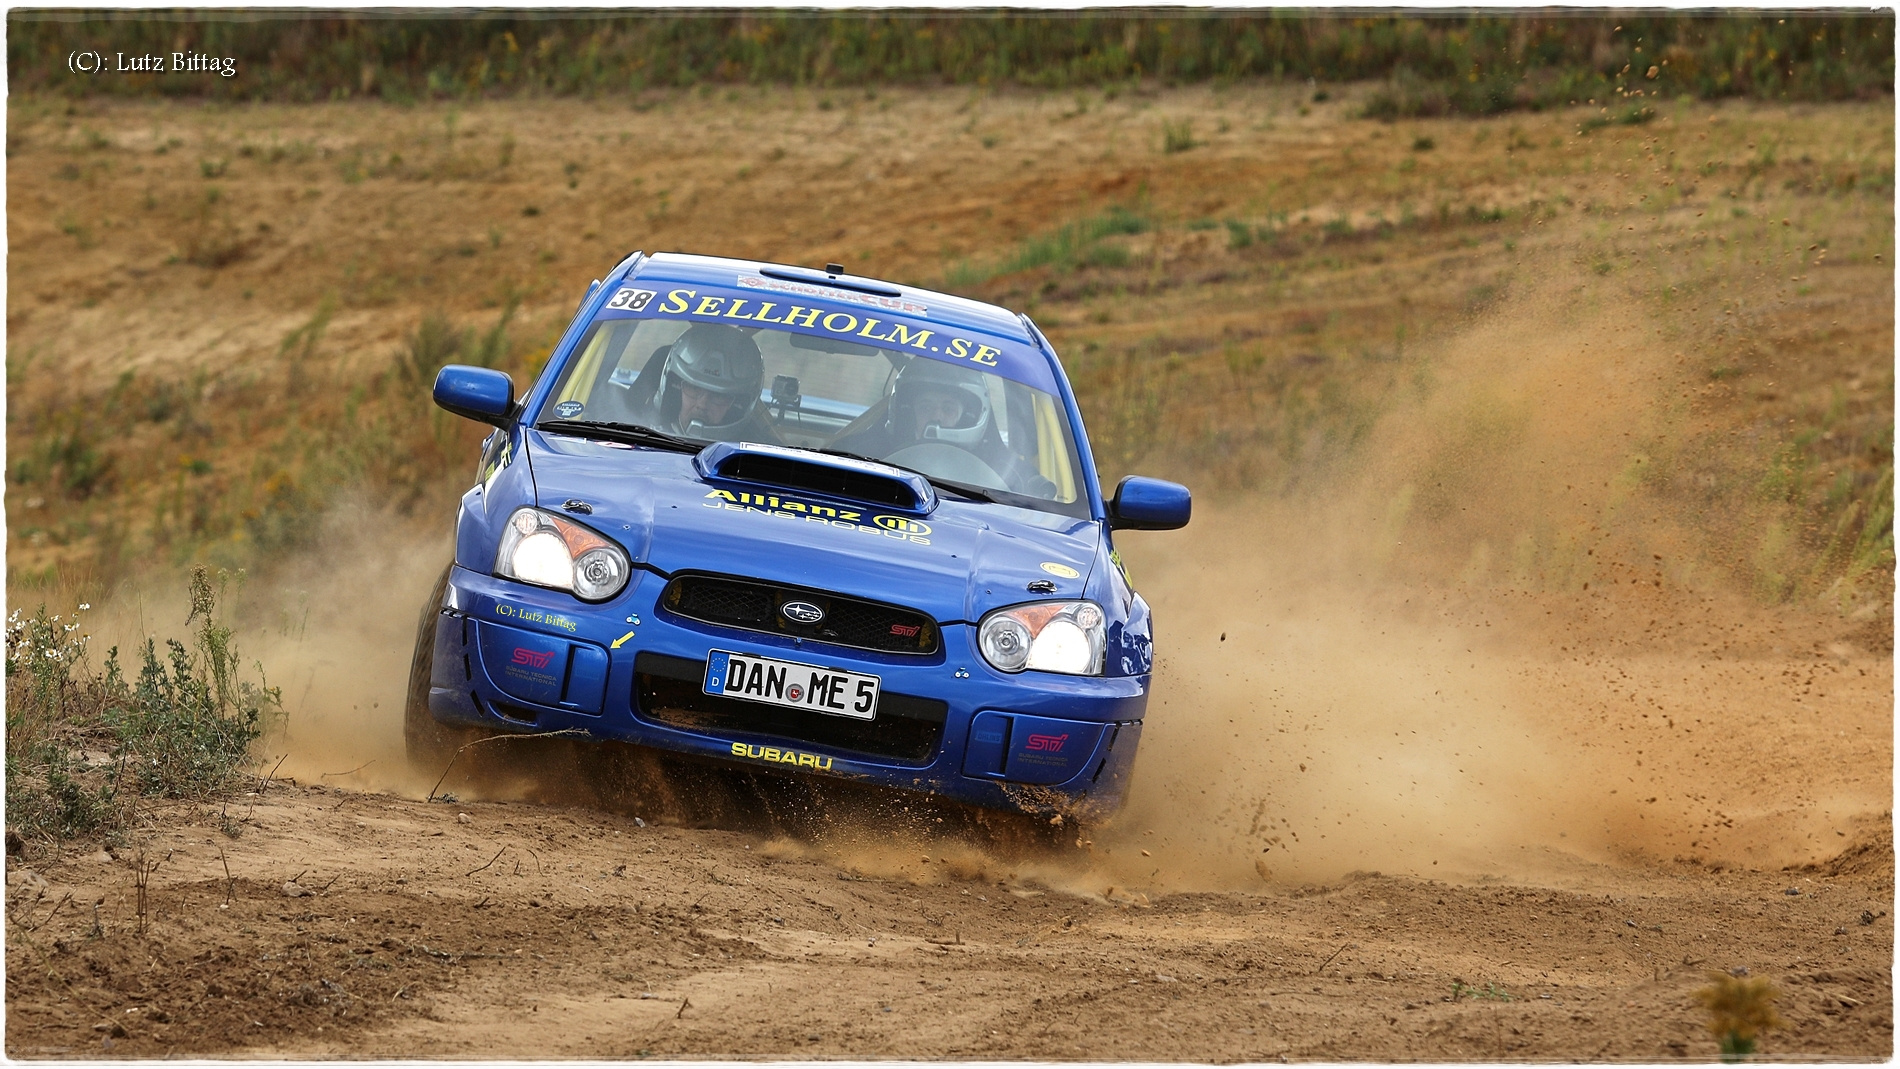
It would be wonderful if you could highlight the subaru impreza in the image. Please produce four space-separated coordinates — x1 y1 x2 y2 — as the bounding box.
410 252 1190 821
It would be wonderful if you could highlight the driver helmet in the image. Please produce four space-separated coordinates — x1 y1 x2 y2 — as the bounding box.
890 358 991 447
658 324 764 433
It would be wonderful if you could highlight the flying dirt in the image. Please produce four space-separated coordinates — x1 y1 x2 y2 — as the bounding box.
6 84 1891 1059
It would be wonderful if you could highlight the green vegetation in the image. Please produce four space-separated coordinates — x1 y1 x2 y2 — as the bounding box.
1577 104 1657 135
8 294 536 592
5 567 280 847
402 294 521 383
1695 971 1786 1061
9 13 1890 113
1751 418 1893 608
943 205 1147 289
1161 119 1197 154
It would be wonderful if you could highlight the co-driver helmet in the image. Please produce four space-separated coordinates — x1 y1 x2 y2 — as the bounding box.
889 358 992 447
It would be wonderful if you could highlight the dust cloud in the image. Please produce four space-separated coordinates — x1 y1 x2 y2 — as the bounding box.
1077 279 1889 892
1094 510 1611 891
57 499 447 800
1082 280 1677 890
726 280 1887 897
70 500 449 799
244 512 447 799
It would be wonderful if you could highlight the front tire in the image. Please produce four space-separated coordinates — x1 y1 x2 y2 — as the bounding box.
405 563 475 774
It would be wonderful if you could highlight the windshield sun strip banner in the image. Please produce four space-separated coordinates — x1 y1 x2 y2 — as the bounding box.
591 284 1058 393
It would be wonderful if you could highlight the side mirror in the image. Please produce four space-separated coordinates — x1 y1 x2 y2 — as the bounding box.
1107 476 1191 531
433 365 516 427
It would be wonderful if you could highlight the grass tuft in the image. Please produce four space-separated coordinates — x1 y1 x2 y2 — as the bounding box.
1695 971 1786 1061
4 567 281 849
1580 105 1656 134
182 188 248 268
1450 980 1513 1001
943 206 1147 288
1161 119 1197 154
400 294 521 386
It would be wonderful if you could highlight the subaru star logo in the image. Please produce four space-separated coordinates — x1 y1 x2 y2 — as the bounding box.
780 600 825 625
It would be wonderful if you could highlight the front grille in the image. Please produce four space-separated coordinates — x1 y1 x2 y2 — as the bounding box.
662 574 940 656
635 652 945 763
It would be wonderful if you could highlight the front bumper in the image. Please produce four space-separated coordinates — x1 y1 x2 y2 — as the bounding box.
426 565 1146 820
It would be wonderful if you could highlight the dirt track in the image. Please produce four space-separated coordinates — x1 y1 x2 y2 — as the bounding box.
6 551 1893 1059
3 776 1893 1060
6 84 1894 1059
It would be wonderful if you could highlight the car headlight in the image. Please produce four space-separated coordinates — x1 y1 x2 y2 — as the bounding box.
977 600 1105 676
495 507 631 602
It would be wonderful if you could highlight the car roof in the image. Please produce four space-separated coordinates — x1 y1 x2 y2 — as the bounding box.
625 252 1036 345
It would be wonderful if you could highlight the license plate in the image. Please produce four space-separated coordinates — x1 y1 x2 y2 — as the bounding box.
703 650 880 721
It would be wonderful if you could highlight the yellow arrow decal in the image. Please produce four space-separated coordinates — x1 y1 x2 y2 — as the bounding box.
611 631 636 649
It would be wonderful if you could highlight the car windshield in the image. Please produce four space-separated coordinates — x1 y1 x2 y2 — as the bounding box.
540 314 1086 514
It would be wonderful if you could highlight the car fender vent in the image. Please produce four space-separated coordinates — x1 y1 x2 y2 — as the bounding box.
695 442 934 513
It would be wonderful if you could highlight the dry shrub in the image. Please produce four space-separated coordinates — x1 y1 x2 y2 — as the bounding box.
4 567 281 850
1694 971 1786 1060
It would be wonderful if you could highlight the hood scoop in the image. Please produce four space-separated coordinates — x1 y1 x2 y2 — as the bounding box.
694 442 935 514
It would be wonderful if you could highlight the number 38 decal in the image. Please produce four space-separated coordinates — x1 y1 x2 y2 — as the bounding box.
606 288 656 311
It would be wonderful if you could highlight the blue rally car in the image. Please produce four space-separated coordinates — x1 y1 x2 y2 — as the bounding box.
409 252 1190 822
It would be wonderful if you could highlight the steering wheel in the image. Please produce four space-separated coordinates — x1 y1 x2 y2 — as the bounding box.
886 443 1008 492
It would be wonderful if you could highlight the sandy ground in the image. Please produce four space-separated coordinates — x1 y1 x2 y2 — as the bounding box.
5 531 1892 1059
5 84 1893 1059
2 780 1891 1060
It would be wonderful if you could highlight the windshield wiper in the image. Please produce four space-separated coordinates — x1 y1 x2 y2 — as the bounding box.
922 476 1001 503
815 448 999 503
536 419 701 453
815 446 893 467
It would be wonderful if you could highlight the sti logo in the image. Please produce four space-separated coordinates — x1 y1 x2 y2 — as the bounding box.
1024 733 1069 753
889 623 922 638
512 647 556 669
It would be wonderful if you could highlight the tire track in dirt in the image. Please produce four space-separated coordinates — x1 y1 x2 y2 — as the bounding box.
6 787 1890 1059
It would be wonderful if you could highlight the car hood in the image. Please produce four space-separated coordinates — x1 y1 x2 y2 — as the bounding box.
525 433 1101 622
